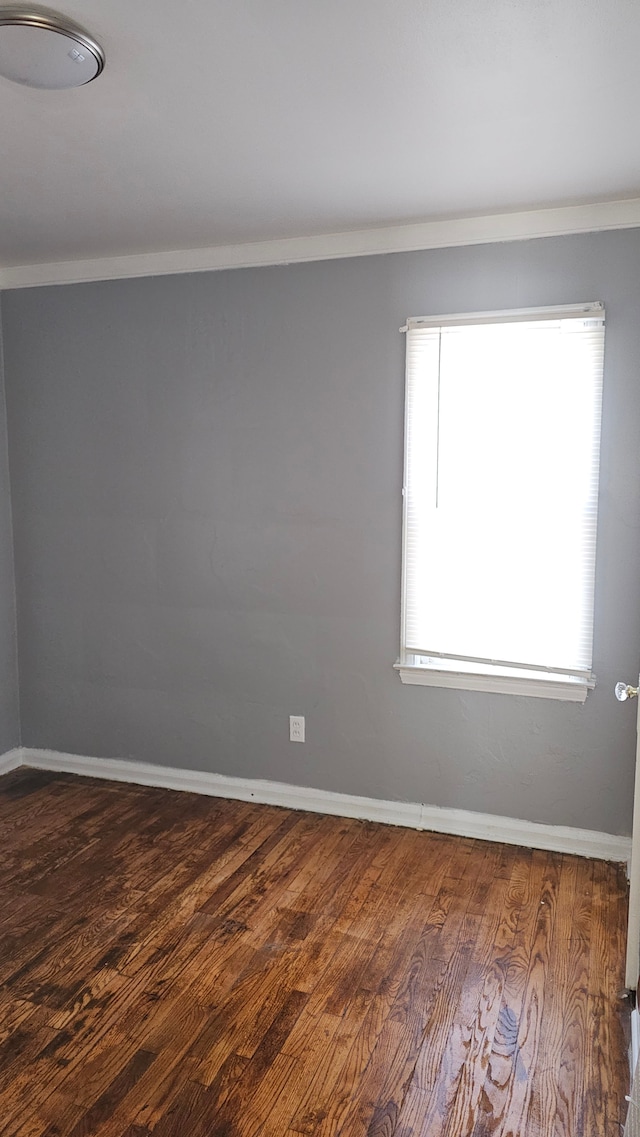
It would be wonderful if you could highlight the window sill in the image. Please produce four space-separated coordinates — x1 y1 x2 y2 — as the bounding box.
394 660 593 702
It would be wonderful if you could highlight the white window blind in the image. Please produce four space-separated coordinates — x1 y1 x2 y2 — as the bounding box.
399 304 605 700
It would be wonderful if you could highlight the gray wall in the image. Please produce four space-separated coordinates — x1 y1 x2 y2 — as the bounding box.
0 305 20 752
2 230 640 835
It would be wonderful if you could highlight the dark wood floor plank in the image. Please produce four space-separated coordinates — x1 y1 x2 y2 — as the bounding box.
549 854 594 1137
390 844 515 1135
284 886 434 1133
276 838 459 1133
464 846 541 1137
585 858 629 1137
523 853 584 1136
436 847 533 1136
0 771 629 1137
114 804 283 977
319 839 496 1135
65 1048 157 1136
472 850 563 1137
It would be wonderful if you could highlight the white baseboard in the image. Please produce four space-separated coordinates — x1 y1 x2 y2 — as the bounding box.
417 801 630 862
19 748 422 829
0 748 24 776
6 746 629 864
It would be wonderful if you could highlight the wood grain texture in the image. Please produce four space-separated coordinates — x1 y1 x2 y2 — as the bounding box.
0 767 630 1137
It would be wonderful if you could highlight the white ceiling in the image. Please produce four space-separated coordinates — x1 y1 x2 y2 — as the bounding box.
1 0 640 271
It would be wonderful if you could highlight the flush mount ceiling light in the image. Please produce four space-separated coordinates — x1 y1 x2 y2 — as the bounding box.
0 6 104 88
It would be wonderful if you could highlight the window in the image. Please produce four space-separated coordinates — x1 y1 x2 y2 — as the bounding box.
396 303 605 702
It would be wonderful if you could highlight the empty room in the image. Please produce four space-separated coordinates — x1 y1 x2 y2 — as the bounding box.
1 2 640 1135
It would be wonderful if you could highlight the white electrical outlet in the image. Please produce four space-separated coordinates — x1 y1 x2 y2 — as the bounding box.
289 715 305 743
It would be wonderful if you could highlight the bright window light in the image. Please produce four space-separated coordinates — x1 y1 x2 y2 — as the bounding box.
397 304 605 701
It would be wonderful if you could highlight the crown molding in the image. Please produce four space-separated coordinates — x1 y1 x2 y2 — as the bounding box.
2 198 640 290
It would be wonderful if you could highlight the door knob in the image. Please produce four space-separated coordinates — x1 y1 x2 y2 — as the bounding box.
615 681 639 701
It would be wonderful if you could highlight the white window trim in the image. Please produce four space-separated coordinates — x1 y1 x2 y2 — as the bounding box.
396 302 604 703
394 659 593 702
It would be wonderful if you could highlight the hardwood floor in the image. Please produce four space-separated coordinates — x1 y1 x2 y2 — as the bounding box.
0 768 630 1137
